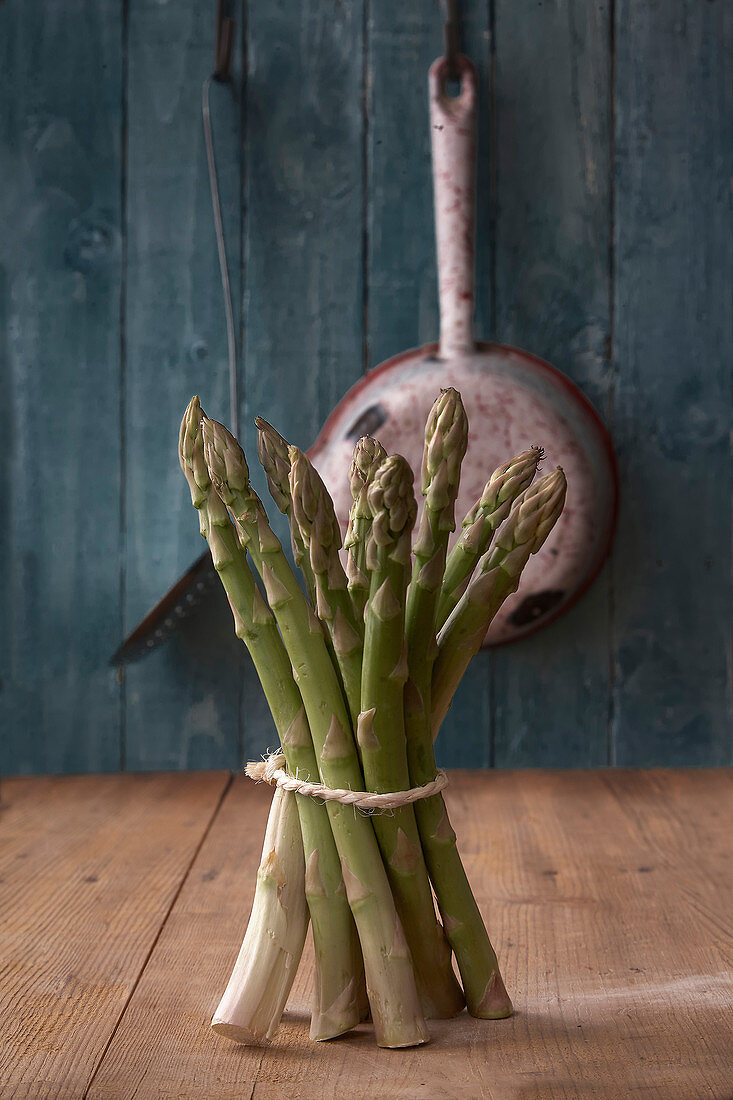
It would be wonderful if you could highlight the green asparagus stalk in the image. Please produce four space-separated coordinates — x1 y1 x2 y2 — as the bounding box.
212 785 309 1043
180 397 364 1042
432 467 568 736
288 446 364 727
344 436 387 617
360 453 465 1019
436 446 543 629
404 388 512 1019
255 417 317 606
202 416 429 1049
256 418 348 700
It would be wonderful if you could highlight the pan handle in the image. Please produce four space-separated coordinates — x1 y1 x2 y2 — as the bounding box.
429 54 477 357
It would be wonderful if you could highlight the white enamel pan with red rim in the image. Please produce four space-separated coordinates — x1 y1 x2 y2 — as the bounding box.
310 55 618 646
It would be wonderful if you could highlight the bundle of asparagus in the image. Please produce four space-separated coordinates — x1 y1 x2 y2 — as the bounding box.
179 388 566 1049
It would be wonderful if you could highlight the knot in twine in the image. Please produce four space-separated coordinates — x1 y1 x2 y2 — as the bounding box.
245 750 448 813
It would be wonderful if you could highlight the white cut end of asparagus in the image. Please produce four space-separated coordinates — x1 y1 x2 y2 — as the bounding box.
211 786 309 1044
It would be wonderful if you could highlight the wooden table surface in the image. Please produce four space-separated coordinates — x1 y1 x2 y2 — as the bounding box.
1 769 731 1100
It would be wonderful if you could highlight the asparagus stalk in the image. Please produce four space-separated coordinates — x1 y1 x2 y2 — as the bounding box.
256 417 348 700
404 389 512 1019
180 397 364 1042
436 446 543 629
255 417 317 606
212 785 309 1043
288 446 364 726
360 454 465 1019
432 467 568 736
344 436 387 617
202 416 429 1049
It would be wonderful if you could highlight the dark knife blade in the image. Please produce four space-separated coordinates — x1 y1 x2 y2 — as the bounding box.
110 551 219 666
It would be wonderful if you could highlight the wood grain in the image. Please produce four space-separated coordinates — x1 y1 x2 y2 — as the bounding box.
0 0 123 774
490 0 613 768
612 0 733 765
0 771 230 1099
122 0 244 770
86 775 273 1099
67 770 733 1099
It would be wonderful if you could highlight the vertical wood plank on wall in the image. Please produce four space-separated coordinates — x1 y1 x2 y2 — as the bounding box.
369 1 495 768
124 0 243 770
366 4 439 371
491 0 613 767
242 0 366 761
0 2 123 773
613 0 733 765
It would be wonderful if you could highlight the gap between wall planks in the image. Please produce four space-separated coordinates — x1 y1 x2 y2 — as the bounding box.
0 769 720 1100
0 771 231 1099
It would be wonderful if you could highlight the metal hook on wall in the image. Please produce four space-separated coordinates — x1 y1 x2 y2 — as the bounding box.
213 0 235 82
441 0 460 81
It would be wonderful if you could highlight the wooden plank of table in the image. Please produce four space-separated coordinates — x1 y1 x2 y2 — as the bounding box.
0 0 123 775
0 772 230 1100
87 775 273 1099
88 770 732 1099
612 0 733 765
122 0 244 771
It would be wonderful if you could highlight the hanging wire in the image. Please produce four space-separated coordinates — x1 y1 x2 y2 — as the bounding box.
202 74 238 439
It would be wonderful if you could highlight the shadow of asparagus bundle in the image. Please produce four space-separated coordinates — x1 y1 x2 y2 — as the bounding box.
179 390 566 1049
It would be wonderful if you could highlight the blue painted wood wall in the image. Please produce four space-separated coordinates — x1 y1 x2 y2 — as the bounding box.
2 0 732 775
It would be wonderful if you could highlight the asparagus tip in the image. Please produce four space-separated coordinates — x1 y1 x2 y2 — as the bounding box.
179 396 210 509
367 454 417 546
289 446 341 562
256 418 292 513
350 436 388 503
202 416 251 504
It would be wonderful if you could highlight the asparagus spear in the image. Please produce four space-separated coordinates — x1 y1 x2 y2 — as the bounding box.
436 446 543 629
212 785 309 1043
288 446 364 727
404 389 512 1019
180 397 364 1042
344 436 387 617
256 418 349 702
255 417 318 606
360 453 465 1019
202 416 429 1049
406 388 468 659
432 467 568 736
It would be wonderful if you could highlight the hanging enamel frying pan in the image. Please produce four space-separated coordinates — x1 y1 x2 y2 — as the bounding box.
310 54 617 645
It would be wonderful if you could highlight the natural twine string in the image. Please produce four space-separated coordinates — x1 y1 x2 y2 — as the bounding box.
245 750 448 812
